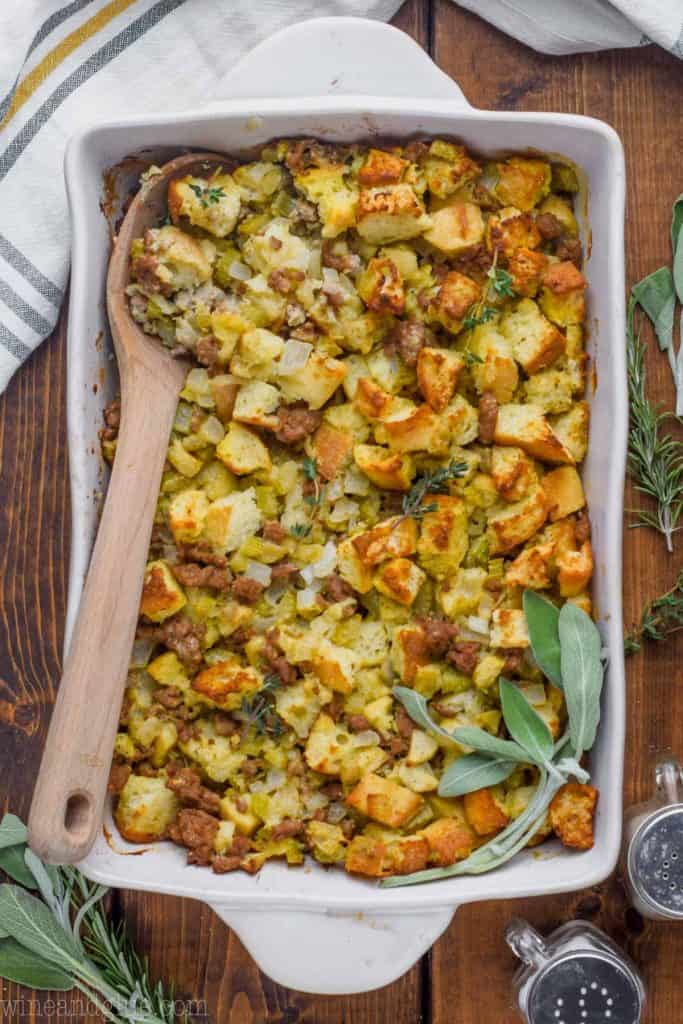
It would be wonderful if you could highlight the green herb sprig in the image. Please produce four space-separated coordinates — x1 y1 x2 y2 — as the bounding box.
302 456 321 509
462 305 496 332
401 460 468 521
383 591 604 887
188 183 226 208
0 815 181 1022
239 674 284 736
290 523 312 538
489 265 515 298
625 569 683 654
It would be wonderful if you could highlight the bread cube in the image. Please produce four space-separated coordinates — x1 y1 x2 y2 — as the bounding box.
340 745 389 787
374 557 426 606
294 165 358 238
147 651 190 690
337 536 374 594
232 380 280 430
354 444 415 490
345 835 387 877
216 422 271 476
423 202 485 255
549 782 598 850
203 488 262 554
305 713 351 775
357 257 405 314
312 422 354 480
192 658 261 710
397 763 438 793
494 404 574 464
133 225 214 294
487 485 548 554
354 377 397 421
417 347 465 411
506 248 547 298
437 567 488 618
443 394 480 446
486 208 541 257
542 466 585 521
423 142 481 198
490 609 530 648
357 184 430 244
429 270 482 334
540 261 587 327
274 677 332 740
358 148 407 186
279 351 347 410
557 540 593 597
505 540 554 589
523 368 577 414
407 729 439 766
115 775 180 843
473 653 507 690
420 816 476 866
140 560 186 622
470 325 519 404
417 495 469 579
220 793 259 836
391 624 429 684
495 158 551 211
352 516 418 565
464 786 509 836
382 403 451 454
549 401 590 463
311 639 357 694
346 772 423 827
491 446 538 502
306 820 348 864
168 172 241 237
168 489 210 544
501 299 565 375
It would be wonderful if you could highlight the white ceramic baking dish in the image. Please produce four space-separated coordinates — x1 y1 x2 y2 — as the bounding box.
63 17 627 996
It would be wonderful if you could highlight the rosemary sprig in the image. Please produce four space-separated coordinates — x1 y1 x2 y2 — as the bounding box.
188 183 226 208
239 674 284 736
625 570 683 654
626 295 683 552
401 460 468 520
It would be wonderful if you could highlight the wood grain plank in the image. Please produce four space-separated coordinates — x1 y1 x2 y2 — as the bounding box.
430 4 683 1022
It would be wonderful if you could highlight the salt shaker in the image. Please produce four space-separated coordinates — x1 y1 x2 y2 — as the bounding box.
623 759 683 920
506 918 646 1024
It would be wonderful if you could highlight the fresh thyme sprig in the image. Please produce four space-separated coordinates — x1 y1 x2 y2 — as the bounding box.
401 460 468 521
462 350 483 366
462 305 496 332
290 522 312 538
302 456 321 509
239 674 284 736
626 295 683 552
188 183 226 208
625 570 683 654
489 265 515 298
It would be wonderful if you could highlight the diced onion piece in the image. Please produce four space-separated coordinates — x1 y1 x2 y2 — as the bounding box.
244 561 272 586
300 564 316 586
198 415 225 446
466 616 489 636
264 580 288 606
312 540 337 578
327 802 347 823
352 730 381 748
130 637 156 668
296 587 321 614
228 260 252 281
277 339 313 376
329 498 359 524
326 478 344 502
343 467 370 496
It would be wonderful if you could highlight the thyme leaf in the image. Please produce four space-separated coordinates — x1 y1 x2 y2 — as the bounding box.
625 570 683 654
489 266 515 298
401 460 468 520
290 523 312 538
239 675 284 736
462 305 496 332
188 183 226 208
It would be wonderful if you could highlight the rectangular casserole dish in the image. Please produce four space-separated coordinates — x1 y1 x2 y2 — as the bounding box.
63 16 627 996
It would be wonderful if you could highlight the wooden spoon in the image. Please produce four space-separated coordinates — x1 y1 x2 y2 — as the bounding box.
29 152 227 864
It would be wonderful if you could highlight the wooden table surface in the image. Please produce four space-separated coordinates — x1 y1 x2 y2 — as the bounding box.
2 2 683 1020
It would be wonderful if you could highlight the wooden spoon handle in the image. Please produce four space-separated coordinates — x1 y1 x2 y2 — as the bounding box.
28 359 184 864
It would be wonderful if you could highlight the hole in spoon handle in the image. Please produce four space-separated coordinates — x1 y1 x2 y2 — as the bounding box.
64 791 95 841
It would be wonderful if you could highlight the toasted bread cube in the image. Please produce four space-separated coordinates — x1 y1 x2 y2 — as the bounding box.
140 560 186 622
539 193 578 234
168 489 210 544
133 225 214 293
374 557 426 606
540 261 587 327
501 299 565 375
279 351 347 410
437 567 488 618
473 653 507 690
354 377 397 421
523 368 577 415
232 327 284 380
305 713 351 775
505 540 554 589
420 816 476 866
347 772 423 827
397 763 439 793
232 380 280 430
391 625 428 684
216 422 270 476
507 247 548 297
417 495 469 579
487 485 548 554
294 164 358 238
549 782 598 850
192 658 261 710
115 775 180 843
542 466 585 521
423 202 485 255
354 444 415 490
550 402 589 464
168 172 241 237
557 540 593 597
444 394 480 446
203 488 262 554
407 729 439 766
166 438 202 478
306 820 348 864
337 536 374 593
358 148 407 187
340 744 389 787
219 793 259 836
470 325 519 404
423 142 481 198
387 835 430 875
464 786 509 836
383 403 451 454
352 517 418 566
345 835 387 877
312 422 353 480
429 270 482 334
356 184 430 244
486 208 541 257
490 608 530 648
494 404 574 464
495 158 551 211
417 347 465 412
357 257 405 314
147 651 190 690
311 639 357 694
491 446 538 502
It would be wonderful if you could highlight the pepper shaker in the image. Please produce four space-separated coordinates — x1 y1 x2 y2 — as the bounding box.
623 759 683 920
506 918 646 1023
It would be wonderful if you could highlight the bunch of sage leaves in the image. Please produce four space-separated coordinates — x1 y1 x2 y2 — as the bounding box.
0 814 180 1023
382 590 604 888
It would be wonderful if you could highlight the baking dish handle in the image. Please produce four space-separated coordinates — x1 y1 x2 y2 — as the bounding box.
209 903 455 995
209 17 471 107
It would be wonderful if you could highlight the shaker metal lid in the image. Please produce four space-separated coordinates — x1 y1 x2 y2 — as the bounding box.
628 804 683 917
527 949 643 1024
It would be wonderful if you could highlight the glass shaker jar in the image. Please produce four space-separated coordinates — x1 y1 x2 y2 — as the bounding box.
623 759 683 920
506 918 646 1024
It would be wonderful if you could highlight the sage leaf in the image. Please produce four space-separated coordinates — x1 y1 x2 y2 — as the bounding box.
499 678 553 766
0 845 38 889
671 193 683 303
438 752 516 797
632 267 676 354
523 590 562 688
0 937 73 991
450 726 530 765
0 885 84 973
559 602 604 757
0 813 28 850
393 686 457 742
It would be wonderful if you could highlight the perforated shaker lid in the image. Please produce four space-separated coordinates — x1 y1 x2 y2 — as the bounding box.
628 804 683 918
527 950 643 1024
